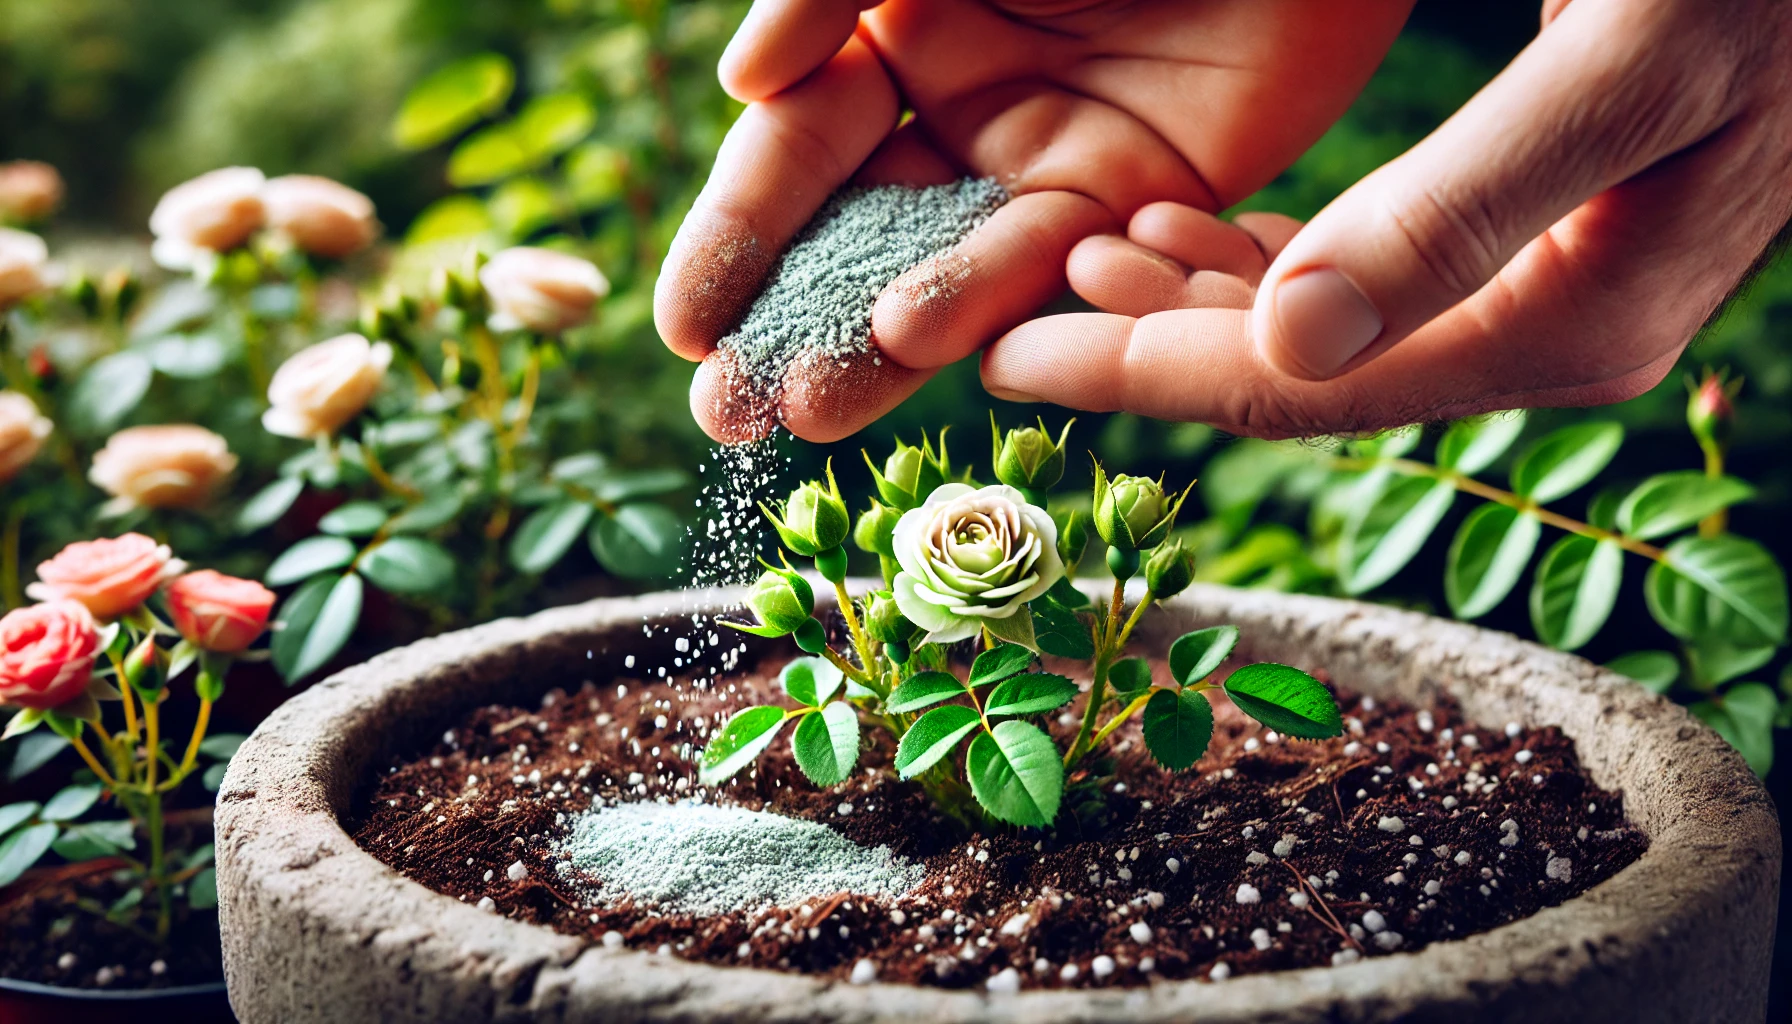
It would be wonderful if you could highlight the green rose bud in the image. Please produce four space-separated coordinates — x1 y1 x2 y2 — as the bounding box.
762 463 850 557
65 272 100 318
1145 538 1196 600
853 500 899 558
725 565 815 637
102 268 141 322
866 431 949 511
991 416 1073 494
1686 368 1738 456
1092 464 1190 551
864 590 921 645
1055 508 1089 572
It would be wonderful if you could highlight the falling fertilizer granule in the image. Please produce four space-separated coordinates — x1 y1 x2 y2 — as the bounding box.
717 178 1008 404
558 802 924 916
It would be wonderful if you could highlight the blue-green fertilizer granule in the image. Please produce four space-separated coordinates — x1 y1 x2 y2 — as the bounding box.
717 177 1008 398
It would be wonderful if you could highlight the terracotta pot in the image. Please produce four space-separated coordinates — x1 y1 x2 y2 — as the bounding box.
215 584 1780 1023
0 978 231 1024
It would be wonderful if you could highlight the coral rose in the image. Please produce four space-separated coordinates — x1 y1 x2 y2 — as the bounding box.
263 175 379 259
0 392 52 485
149 166 266 270
89 425 237 513
891 483 1064 647
27 533 186 621
0 227 50 309
0 161 64 223
0 601 100 710
261 332 392 439
478 247 609 333
166 570 276 654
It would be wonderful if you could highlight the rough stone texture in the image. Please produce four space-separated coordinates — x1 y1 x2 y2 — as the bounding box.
217 584 1780 1023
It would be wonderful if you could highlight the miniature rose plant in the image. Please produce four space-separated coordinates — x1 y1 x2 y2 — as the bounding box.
700 422 1344 830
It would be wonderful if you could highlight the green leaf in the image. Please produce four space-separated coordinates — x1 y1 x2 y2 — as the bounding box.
1509 422 1624 503
1167 625 1239 687
779 657 843 707
360 537 456 595
513 92 597 159
1605 651 1679 694
1645 536 1788 648
265 536 358 587
404 195 493 244
144 333 227 378
1108 657 1154 695
1435 412 1527 475
1045 576 1092 610
1530 535 1623 651
238 477 305 533
1347 424 1422 460
968 644 1033 689
1615 472 1754 540
1586 487 1626 531
269 575 335 680
276 573 363 683
1222 664 1342 738
983 609 1039 652
0 822 59 885
5 733 66 782
182 844 215 870
1691 683 1779 776
1686 639 1776 690
448 123 532 187
792 703 860 787
387 493 465 534
188 866 219 910
984 674 1077 717
40 784 101 822
1031 595 1095 659
511 500 596 574
203 763 228 792
886 672 965 714
698 706 785 786
319 501 389 537
591 469 690 503
1444 503 1541 619
392 53 514 150
1339 476 1456 594
565 142 628 209
0 802 38 837
51 819 135 861
590 503 683 580
1143 688 1214 770
965 721 1063 827
198 733 247 760
894 705 981 779
68 351 152 433
487 176 559 239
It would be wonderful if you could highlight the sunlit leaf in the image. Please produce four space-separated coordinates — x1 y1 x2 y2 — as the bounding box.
1530 535 1622 651
983 673 1077 717
1616 472 1755 540
967 644 1033 689
792 703 859 787
1339 475 1455 594
265 536 358 587
894 705 980 779
392 53 514 150
780 657 843 707
1435 411 1527 475
1168 625 1239 686
1444 503 1540 619
698 706 784 786
1645 536 1788 648
1222 663 1341 738
1604 650 1679 694
1509 422 1623 503
1143 688 1213 770
886 672 965 714
511 500 595 574
965 721 1062 826
590 503 683 580
360 537 456 595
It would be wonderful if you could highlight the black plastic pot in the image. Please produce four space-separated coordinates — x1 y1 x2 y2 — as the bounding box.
0 977 232 1024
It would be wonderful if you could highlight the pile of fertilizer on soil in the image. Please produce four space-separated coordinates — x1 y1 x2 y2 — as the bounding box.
557 801 924 916
717 177 1008 399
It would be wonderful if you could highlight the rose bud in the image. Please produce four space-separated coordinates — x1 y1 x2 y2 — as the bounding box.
853 500 899 558
0 391 52 485
1055 508 1089 572
263 174 380 259
1145 538 1197 601
890 483 1064 647
725 565 817 641
261 332 393 440
991 416 1072 498
762 467 850 559
866 433 948 512
1092 465 1189 553
0 600 100 711
0 227 51 309
0 160 64 223
26 532 186 621
148 166 266 270
865 589 921 664
477 246 608 333
166 570 277 654
89 424 237 514
1685 368 1739 456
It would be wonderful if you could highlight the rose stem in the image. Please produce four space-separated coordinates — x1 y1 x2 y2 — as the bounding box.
1065 577 1129 767
175 695 214 780
68 731 119 788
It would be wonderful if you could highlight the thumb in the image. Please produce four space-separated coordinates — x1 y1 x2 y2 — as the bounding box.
1253 0 1733 380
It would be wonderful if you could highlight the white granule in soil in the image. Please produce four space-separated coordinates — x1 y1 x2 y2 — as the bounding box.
556 801 925 917
716 178 1008 400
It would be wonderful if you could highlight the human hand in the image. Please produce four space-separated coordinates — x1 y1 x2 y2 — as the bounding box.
655 0 1412 442
983 0 1792 437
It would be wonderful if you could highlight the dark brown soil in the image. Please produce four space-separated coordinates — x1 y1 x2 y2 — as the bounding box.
0 866 222 989
350 655 1646 991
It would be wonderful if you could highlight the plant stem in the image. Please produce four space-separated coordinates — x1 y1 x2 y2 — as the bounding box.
0 501 21 611
144 698 160 792
1065 578 1128 768
832 581 878 686
145 786 170 941
1700 443 1727 537
69 733 119 788
820 645 872 686
362 443 420 501
176 696 214 779
1089 690 1155 750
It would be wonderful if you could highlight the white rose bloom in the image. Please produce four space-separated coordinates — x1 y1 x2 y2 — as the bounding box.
263 175 379 259
478 247 609 333
0 228 50 309
891 483 1064 648
0 391 52 484
149 166 266 270
89 425 237 515
261 332 393 440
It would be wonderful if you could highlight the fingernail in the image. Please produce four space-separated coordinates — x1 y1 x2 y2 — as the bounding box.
1272 267 1382 378
987 386 1043 404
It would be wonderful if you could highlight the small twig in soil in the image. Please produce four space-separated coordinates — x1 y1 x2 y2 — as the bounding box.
1281 861 1363 953
806 891 852 929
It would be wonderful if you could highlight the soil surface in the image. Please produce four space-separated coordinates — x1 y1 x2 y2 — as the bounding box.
0 864 222 989
350 654 1647 991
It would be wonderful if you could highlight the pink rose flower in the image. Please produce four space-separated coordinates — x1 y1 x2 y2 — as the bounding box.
165 570 276 654
263 175 379 259
478 247 609 333
0 600 100 710
261 333 392 439
0 161 63 223
0 391 52 485
0 227 50 309
89 424 237 513
27 533 186 621
148 166 266 270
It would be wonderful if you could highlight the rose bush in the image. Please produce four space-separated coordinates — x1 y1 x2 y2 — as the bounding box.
891 482 1064 647
478 246 609 333
0 599 99 710
26 532 184 620
88 424 237 513
166 570 277 653
261 332 392 439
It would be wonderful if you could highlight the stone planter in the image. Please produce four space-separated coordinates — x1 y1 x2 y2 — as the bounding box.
215 584 1780 1023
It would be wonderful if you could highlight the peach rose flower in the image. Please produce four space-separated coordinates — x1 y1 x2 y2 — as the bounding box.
27 533 185 621
0 227 50 309
89 424 237 514
166 570 276 654
149 166 266 270
0 392 52 485
0 161 64 223
261 333 392 439
0 600 100 710
263 175 379 259
478 247 609 333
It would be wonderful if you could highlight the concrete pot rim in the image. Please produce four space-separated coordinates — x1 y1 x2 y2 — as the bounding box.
217 583 1780 1023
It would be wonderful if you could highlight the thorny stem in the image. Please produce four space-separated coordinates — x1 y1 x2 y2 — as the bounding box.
833 581 878 685
820 645 872 686
1065 578 1130 768
362 443 421 501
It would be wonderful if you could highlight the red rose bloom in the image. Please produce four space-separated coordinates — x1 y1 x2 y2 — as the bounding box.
165 570 276 654
0 600 100 710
